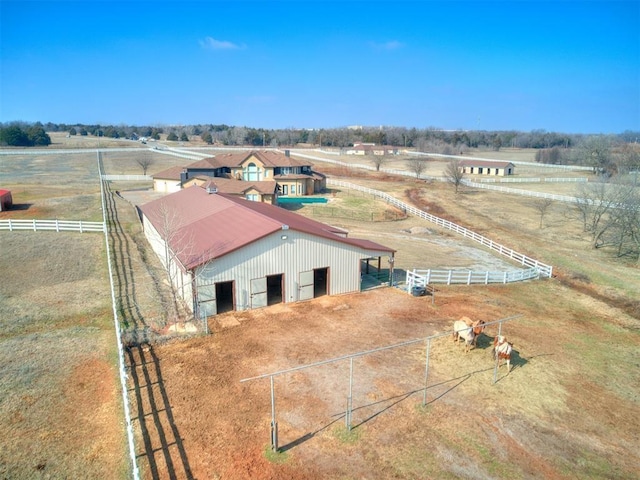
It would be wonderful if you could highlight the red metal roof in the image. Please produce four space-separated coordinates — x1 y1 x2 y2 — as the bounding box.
139 186 394 270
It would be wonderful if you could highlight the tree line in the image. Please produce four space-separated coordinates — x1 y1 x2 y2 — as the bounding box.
2 120 638 175
0 124 51 147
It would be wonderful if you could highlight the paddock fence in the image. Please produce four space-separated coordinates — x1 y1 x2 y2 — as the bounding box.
406 267 541 290
479 177 588 184
327 179 553 279
97 152 141 480
102 174 152 181
241 313 522 452
0 219 106 233
292 150 584 205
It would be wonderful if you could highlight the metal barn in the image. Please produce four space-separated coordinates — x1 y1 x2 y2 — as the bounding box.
139 186 395 318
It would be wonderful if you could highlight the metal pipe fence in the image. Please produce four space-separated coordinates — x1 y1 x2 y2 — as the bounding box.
241 314 522 452
0 219 105 232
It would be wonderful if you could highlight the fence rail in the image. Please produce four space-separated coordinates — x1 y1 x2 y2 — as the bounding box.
102 174 152 181
406 267 541 287
479 177 588 184
327 179 553 279
97 152 140 479
0 219 106 232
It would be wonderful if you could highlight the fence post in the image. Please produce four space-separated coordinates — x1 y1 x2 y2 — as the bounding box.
422 338 432 406
9 219 13 231
346 357 354 431
493 322 503 384
33 219 37 231
270 376 278 452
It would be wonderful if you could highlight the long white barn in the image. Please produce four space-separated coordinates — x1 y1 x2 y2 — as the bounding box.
139 185 395 317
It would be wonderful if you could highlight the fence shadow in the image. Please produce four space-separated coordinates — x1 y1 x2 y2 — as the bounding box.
126 343 193 480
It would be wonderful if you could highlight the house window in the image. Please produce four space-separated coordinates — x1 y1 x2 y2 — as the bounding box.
244 163 260 181
291 185 296 195
246 194 258 202
282 185 288 196
478 167 484 174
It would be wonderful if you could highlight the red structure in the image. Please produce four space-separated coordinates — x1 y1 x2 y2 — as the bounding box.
0 189 13 211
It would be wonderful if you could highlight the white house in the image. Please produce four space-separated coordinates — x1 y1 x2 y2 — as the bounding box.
139 185 395 318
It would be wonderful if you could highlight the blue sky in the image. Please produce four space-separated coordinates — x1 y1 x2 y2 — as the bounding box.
1 0 638 133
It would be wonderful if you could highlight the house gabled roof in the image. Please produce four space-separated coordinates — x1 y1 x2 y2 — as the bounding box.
194 177 277 195
152 165 185 181
139 186 393 271
211 150 311 168
185 156 229 169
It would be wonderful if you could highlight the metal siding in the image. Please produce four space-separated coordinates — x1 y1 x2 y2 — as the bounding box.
250 277 268 308
195 230 390 312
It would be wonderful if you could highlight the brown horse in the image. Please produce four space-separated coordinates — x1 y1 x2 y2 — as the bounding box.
492 335 513 372
462 317 486 346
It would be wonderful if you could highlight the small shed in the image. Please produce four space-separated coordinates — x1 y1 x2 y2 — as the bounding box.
0 189 13 211
459 160 515 176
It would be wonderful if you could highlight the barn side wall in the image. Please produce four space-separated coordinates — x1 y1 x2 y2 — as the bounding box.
194 230 391 313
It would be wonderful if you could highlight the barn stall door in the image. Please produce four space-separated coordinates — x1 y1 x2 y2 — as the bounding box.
250 277 268 309
299 270 314 301
197 283 217 317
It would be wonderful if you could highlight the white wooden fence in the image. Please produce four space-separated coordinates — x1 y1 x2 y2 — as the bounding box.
327 179 553 281
0 219 106 232
479 177 588 183
406 267 541 288
101 174 152 181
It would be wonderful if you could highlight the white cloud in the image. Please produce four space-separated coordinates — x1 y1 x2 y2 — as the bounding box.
200 36 245 50
370 40 404 51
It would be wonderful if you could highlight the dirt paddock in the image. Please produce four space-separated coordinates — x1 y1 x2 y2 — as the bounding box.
130 282 640 479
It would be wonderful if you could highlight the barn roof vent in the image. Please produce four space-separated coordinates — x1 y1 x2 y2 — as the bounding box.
282 224 289 230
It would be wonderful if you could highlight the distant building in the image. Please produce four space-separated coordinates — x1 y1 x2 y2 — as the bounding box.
345 143 399 156
459 160 515 176
151 150 326 202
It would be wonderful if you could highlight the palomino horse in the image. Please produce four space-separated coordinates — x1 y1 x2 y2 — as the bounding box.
492 335 514 372
452 320 476 353
461 316 486 347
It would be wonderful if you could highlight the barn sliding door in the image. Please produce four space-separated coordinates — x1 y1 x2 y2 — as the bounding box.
197 283 217 317
299 270 314 301
250 277 268 309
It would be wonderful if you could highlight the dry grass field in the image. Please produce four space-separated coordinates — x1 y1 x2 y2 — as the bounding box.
1 142 639 479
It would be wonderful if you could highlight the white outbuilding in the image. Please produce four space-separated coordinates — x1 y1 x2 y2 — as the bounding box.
139 185 395 318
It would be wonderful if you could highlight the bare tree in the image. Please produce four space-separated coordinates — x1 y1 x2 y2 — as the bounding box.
372 154 386 172
444 159 465 193
136 156 154 175
154 201 196 323
574 176 624 246
532 198 554 229
406 157 427 179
